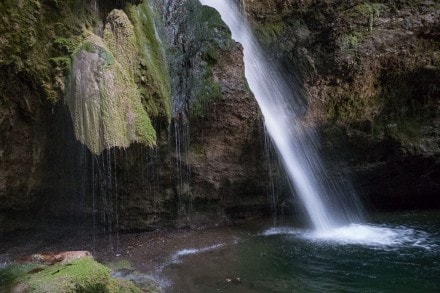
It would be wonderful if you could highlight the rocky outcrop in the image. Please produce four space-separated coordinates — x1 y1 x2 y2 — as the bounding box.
2 256 146 292
67 7 169 154
103 1 270 231
242 0 440 209
2 0 438 236
0 0 271 233
0 0 172 232
161 0 270 228
0 0 93 233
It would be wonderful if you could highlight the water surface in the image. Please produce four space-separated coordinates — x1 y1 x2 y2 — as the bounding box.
162 211 440 292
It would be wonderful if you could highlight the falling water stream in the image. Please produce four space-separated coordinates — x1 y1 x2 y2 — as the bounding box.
198 0 358 232
198 0 434 247
145 3 440 290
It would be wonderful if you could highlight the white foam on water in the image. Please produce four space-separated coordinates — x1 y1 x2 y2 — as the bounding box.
263 224 436 250
171 243 224 263
153 243 226 289
302 224 435 249
262 227 300 236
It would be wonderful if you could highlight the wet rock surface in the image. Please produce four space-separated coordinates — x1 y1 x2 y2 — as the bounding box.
1 0 439 235
0 0 272 233
242 0 440 209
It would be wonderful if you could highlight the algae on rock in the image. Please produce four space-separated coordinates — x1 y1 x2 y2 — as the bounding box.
1 257 143 293
67 7 170 155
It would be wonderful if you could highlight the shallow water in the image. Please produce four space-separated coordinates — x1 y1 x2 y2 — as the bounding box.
161 211 440 292
1 211 439 292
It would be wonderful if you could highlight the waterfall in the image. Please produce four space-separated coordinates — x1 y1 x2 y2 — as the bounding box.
200 0 363 231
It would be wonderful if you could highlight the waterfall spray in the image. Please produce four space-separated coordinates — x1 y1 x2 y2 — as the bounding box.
200 0 363 231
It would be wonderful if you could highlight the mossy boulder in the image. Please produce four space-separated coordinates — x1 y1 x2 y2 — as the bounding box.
0 257 144 292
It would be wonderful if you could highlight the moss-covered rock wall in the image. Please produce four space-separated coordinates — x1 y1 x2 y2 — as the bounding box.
0 0 173 232
0 0 272 233
67 8 166 154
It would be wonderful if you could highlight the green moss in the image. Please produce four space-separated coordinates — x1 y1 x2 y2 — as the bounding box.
68 20 158 154
373 119 421 140
49 56 72 73
81 41 96 53
98 47 116 66
255 22 285 45
339 32 363 50
106 260 134 271
190 71 222 118
0 258 142 293
0 0 101 103
53 36 81 55
353 3 383 17
0 263 43 289
202 47 220 65
125 3 171 122
188 0 228 30
170 1 232 119
345 3 385 31
326 91 377 124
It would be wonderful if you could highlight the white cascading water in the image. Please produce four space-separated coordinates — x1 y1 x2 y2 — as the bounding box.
199 0 435 248
200 0 361 231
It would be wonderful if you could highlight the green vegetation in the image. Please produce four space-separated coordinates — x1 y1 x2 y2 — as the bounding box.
190 69 223 118
325 61 438 152
0 263 43 288
255 22 285 45
347 3 385 31
67 32 157 154
63 2 175 154
0 258 142 292
0 0 99 103
167 0 234 119
81 40 97 53
106 259 134 271
339 32 363 50
126 3 171 122
53 36 82 55
326 91 381 124
1 0 172 154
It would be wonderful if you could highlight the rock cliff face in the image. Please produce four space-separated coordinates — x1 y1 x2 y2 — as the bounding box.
2 0 438 234
0 0 98 232
161 0 270 228
0 0 270 233
242 0 440 209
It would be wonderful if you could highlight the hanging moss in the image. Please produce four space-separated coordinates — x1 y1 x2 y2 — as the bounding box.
125 2 171 122
67 27 157 154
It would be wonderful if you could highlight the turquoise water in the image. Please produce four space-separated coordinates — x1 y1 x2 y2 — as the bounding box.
163 212 440 292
